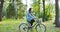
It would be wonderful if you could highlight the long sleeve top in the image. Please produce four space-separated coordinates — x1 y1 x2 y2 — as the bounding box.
26 11 36 22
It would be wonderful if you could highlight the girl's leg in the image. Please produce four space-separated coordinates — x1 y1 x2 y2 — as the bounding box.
30 19 35 26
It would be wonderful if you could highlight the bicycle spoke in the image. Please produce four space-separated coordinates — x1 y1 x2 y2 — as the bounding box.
36 24 46 32
19 23 28 32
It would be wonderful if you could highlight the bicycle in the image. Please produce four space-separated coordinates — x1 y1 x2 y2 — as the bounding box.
19 18 46 32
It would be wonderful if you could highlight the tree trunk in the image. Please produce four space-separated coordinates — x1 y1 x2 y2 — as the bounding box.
0 0 4 21
55 0 60 27
42 0 45 22
14 0 18 19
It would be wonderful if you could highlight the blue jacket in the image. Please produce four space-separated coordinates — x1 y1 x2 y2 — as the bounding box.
26 11 36 22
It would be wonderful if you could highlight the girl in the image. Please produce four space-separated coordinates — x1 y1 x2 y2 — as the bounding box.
26 8 36 26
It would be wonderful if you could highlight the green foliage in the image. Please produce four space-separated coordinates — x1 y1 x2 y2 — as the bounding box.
7 2 16 18
45 4 55 21
0 19 60 32
36 12 43 18
18 8 26 19
32 0 41 18
3 0 26 19
33 4 40 13
17 0 26 19
32 0 55 21
32 0 40 13
2 0 10 17
3 0 55 20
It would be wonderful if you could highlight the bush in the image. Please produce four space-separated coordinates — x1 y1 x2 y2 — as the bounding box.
7 3 16 18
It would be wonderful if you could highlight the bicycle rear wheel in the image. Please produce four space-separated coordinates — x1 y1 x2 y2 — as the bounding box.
19 23 29 32
36 24 46 32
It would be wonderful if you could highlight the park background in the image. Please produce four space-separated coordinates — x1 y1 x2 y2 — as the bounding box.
0 0 60 32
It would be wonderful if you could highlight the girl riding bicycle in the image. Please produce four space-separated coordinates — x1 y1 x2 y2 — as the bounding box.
19 8 46 32
26 8 37 26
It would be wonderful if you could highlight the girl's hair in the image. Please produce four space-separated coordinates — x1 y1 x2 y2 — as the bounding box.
29 8 32 13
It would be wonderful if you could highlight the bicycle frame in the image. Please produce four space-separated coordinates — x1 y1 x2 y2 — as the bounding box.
29 19 42 29
19 19 46 32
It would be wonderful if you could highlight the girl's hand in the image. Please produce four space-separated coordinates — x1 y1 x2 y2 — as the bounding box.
34 17 39 22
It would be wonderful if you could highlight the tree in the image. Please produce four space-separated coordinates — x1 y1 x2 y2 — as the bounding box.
14 0 18 19
7 0 16 18
32 0 41 18
0 0 4 21
55 0 60 27
16 0 26 19
44 0 55 21
2 0 10 18
32 0 40 13
42 0 45 21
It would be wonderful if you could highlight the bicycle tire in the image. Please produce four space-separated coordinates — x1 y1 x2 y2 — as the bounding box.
19 23 29 32
36 24 46 32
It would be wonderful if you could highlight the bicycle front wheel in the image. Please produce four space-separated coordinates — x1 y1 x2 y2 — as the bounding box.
19 23 29 32
36 24 46 32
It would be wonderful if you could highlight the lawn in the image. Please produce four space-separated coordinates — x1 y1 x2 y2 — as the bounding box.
0 18 60 32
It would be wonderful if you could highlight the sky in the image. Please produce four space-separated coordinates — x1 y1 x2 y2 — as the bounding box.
21 0 33 10
21 0 60 9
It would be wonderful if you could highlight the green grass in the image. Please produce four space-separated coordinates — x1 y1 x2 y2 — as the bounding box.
0 19 60 32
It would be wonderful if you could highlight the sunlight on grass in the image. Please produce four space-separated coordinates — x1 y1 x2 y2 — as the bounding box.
0 19 60 32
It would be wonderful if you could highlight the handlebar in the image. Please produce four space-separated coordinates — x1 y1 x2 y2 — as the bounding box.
34 18 42 24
